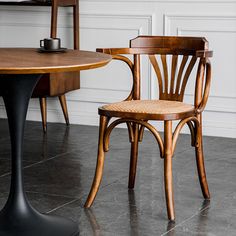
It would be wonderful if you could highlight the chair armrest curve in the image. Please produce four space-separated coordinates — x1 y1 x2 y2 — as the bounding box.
196 59 212 113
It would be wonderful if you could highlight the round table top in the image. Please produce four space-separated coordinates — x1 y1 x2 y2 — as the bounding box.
0 48 112 74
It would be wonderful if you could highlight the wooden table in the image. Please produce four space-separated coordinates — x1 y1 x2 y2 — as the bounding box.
0 48 111 236
0 0 81 132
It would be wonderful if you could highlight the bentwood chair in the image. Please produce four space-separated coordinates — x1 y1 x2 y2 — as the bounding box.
84 36 212 221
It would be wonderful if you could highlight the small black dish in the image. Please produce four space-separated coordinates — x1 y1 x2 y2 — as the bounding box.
37 47 67 53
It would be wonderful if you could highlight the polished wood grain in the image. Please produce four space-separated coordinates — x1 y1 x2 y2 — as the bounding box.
164 120 175 221
84 115 108 208
85 36 212 221
32 71 80 97
0 49 111 74
130 36 209 50
128 123 139 188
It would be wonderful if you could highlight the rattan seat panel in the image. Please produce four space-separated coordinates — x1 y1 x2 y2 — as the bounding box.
99 100 195 120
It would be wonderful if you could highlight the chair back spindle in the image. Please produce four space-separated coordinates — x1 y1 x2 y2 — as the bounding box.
148 54 197 101
130 36 211 106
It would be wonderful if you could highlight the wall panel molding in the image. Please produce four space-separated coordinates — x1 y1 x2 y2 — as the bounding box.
163 13 236 137
0 2 235 138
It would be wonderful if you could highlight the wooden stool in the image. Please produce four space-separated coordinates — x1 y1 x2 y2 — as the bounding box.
32 0 80 132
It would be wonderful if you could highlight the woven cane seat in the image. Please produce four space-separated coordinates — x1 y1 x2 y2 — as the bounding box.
99 100 195 120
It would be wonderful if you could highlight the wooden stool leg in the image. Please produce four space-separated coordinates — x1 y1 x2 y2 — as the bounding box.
164 120 175 221
128 123 139 189
195 116 210 199
73 1 79 49
39 97 47 133
50 0 58 38
84 115 108 208
59 95 69 125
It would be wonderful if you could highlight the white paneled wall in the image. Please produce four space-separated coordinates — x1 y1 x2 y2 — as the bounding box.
0 1 236 138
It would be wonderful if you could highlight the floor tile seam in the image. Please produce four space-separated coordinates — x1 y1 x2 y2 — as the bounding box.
39 176 129 214
0 145 93 164
160 192 236 236
0 157 35 164
0 171 11 178
99 175 128 191
80 176 129 207
20 147 83 167
25 190 76 200
46 198 79 214
0 149 78 178
160 204 211 236
105 211 129 230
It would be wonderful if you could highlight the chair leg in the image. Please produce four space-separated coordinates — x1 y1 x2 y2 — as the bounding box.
128 123 139 189
59 95 70 126
195 116 210 199
39 97 47 133
164 120 175 221
84 115 108 208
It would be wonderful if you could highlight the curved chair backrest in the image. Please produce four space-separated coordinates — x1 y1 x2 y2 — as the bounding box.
130 36 211 103
130 36 208 50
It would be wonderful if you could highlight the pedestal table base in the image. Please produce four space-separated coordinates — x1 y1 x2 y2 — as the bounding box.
0 74 79 236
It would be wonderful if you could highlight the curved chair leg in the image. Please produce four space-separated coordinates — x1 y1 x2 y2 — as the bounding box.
164 120 175 221
59 95 70 126
84 115 108 208
39 97 47 133
195 116 210 199
128 123 139 189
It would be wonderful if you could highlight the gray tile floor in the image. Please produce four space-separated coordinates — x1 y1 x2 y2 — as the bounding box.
0 119 235 236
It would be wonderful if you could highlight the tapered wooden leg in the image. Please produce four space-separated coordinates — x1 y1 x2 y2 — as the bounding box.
59 95 69 126
128 123 139 189
164 120 175 221
39 97 47 133
195 116 210 199
84 116 108 208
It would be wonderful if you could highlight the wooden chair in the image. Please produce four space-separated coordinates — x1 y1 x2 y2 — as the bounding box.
32 0 80 132
84 36 213 221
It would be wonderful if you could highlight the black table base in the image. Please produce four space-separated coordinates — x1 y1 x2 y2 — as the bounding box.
0 74 79 236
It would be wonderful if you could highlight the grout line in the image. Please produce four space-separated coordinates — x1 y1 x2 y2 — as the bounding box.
46 198 79 214
160 203 211 236
0 171 11 178
48 176 128 214
0 148 79 178
22 150 76 169
161 188 236 235
25 190 76 200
